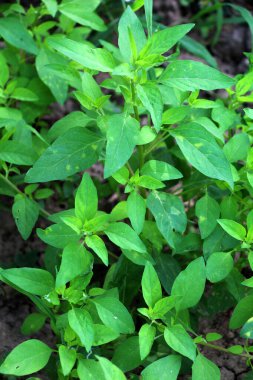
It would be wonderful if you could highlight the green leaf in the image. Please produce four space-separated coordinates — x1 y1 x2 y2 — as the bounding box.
0 339 52 376
195 194 220 239
104 222 147 253
141 160 183 181
240 317 253 339
137 82 163 131
37 223 80 249
59 0 105 31
217 219 246 241
192 354 220 380
0 17 38 55
97 356 126 380
147 191 187 248
56 242 92 288
229 295 253 329
112 336 142 372
141 355 181 380
104 114 139 178
0 54 9 87
140 24 194 56
151 296 177 318
12 195 39 240
59 345 76 376
171 257 206 310
92 296 135 334
181 36 217 68
78 359 105 380
127 192 146 235
93 324 119 346
141 262 162 308
42 0 58 16
0 141 36 166
139 324 156 360
226 4 253 51
11 88 39 102
118 6 146 62
170 123 233 188
75 173 98 222
137 175 164 190
154 254 181 294
206 333 223 342
144 0 153 37
68 308 94 351
164 325 196 361
206 252 233 283
26 128 103 183
21 313 46 335
48 36 116 72
1 267 54 296
223 133 250 163
86 235 108 266
160 60 234 91
36 47 68 105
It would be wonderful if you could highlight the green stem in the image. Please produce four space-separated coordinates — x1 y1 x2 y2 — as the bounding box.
130 81 144 171
0 173 50 219
197 341 253 360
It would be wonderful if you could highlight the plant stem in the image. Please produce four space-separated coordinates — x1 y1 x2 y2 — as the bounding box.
198 341 253 360
0 173 50 219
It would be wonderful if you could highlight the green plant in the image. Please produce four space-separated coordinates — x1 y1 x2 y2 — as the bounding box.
1 0 253 379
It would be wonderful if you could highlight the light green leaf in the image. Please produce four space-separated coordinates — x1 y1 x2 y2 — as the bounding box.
151 296 177 318
92 296 135 334
160 60 234 91
141 262 162 308
21 313 46 335
86 235 108 266
104 114 139 178
229 295 253 329
139 324 156 360
42 0 58 16
93 324 119 346
164 325 196 361
12 194 39 240
206 252 233 283
171 257 206 310
170 123 233 188
0 141 36 166
0 17 38 55
141 355 181 380
75 173 98 222
240 317 253 339
181 36 217 67
223 133 250 163
68 308 94 351
141 160 182 181
59 346 76 376
192 354 220 380
104 222 147 253
195 194 220 239
0 340 52 376
1 267 54 296
48 36 116 72
144 0 153 37
127 192 146 235
26 128 103 183
147 191 187 248
137 82 163 131
78 359 105 380
217 219 246 241
37 223 80 249
56 242 92 288
97 356 126 380
11 88 39 102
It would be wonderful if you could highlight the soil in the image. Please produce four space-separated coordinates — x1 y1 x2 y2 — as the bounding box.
1 0 253 379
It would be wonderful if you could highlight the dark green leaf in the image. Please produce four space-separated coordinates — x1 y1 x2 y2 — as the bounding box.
12 195 39 240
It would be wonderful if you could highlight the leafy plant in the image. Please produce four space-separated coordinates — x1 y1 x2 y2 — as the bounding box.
1 0 253 379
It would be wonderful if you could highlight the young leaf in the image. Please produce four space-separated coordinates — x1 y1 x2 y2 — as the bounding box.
141 160 183 181
229 295 253 329
85 235 108 266
144 0 153 37
147 191 187 248
1 267 54 296
160 60 234 91
56 242 92 288
12 195 39 240
68 308 94 352
141 355 181 380
206 252 233 283
195 194 220 239
97 356 126 380
59 345 76 376
192 354 220 380
21 313 46 335
92 297 135 334
104 114 139 178
171 257 206 310
104 222 147 253
26 128 103 183
139 324 156 360
217 219 246 241
170 123 234 188
0 340 52 376
137 82 163 132
127 191 146 235
42 0 58 16
141 262 162 308
75 173 98 222
164 325 196 361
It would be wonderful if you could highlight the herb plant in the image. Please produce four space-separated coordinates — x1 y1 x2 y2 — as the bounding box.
0 0 253 379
